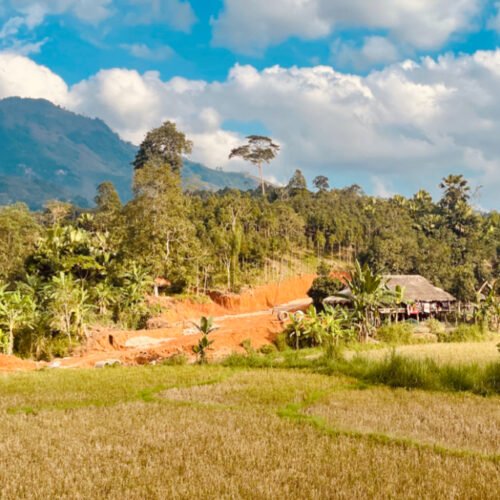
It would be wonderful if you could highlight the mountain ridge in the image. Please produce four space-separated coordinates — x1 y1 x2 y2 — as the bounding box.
0 97 258 209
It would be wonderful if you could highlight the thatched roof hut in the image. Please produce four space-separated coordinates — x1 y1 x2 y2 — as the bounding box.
324 275 455 306
384 275 455 303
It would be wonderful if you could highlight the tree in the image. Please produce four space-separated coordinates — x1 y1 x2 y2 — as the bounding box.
95 182 122 213
229 135 280 195
43 200 74 226
287 169 307 193
126 162 197 291
308 275 344 309
0 203 41 282
313 175 330 192
133 121 193 174
439 174 474 236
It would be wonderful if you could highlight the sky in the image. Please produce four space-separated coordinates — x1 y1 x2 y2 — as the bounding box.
1 1 500 209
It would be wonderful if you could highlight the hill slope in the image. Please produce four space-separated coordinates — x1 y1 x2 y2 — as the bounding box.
0 97 258 209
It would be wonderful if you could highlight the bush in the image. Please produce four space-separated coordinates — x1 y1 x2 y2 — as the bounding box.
425 318 446 336
307 276 344 308
273 332 289 352
376 323 413 345
331 353 500 395
161 353 188 366
258 344 277 355
284 305 355 352
439 324 487 343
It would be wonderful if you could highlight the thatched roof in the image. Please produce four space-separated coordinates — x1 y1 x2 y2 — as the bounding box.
324 274 455 305
385 275 455 302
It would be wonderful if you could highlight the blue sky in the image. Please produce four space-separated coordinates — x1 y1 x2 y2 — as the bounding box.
1 0 500 208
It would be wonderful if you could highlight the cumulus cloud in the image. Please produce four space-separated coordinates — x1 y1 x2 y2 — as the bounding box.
0 52 68 101
1 50 500 208
212 0 481 54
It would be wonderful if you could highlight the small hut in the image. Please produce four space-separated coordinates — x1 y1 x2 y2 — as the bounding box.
325 274 456 320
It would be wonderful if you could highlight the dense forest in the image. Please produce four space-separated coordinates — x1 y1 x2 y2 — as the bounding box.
0 122 498 358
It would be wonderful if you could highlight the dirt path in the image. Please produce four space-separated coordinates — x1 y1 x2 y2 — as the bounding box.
0 276 315 371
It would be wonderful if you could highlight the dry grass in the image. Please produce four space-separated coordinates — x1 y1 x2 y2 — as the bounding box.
0 366 499 499
351 339 500 364
308 386 500 455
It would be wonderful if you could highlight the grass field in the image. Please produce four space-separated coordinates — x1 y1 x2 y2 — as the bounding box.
0 345 499 499
351 340 500 364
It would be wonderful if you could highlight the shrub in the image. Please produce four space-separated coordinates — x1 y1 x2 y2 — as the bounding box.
273 332 289 352
425 318 446 336
240 338 255 355
161 353 188 366
376 323 413 345
307 276 344 309
258 344 277 355
285 305 355 352
439 324 487 343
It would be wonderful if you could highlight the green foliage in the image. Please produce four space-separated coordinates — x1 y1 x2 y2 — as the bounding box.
133 121 193 173
192 316 217 364
307 275 344 308
343 261 392 341
334 354 500 395
376 323 414 345
438 324 488 343
285 305 354 354
0 285 36 355
425 318 446 336
229 135 280 195
0 203 41 281
1 118 499 363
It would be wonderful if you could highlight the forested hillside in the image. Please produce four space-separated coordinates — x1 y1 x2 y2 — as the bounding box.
0 121 498 358
0 98 258 208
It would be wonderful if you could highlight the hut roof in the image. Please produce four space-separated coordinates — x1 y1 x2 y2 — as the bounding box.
324 274 455 305
385 275 456 302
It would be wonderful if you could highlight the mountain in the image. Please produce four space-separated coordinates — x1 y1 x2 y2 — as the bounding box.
0 97 258 209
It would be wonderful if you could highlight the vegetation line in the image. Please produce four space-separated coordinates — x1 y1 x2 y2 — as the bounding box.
6 371 233 415
277 397 500 464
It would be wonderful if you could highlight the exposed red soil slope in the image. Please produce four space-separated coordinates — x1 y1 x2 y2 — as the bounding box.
1 274 318 370
0 354 40 372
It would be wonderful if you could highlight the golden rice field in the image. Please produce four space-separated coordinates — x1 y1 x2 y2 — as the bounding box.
353 339 500 364
0 348 499 499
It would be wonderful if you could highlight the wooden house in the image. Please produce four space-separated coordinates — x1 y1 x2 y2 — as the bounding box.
324 274 456 320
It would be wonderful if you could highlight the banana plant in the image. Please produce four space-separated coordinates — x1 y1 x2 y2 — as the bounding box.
339 261 391 341
192 316 217 364
0 285 36 355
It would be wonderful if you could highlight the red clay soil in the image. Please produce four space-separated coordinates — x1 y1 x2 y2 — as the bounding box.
151 274 316 325
1 274 318 370
0 354 40 372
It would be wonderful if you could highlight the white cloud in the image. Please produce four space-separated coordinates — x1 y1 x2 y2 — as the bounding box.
126 0 196 32
212 0 481 54
2 50 500 208
0 52 68 101
121 43 175 61
11 0 113 24
332 36 401 70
